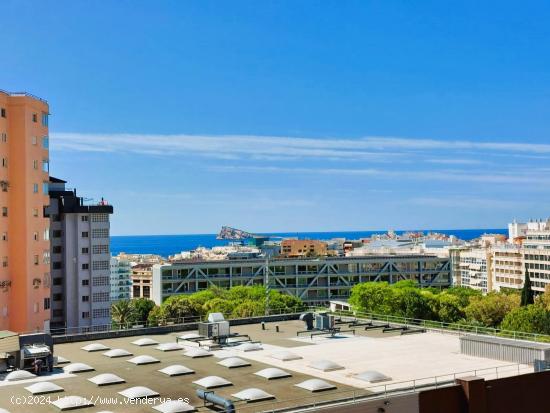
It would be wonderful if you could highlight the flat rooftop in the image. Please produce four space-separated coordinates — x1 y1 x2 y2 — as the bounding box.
0 319 533 413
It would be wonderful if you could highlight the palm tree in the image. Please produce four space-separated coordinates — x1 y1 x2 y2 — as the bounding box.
111 299 136 328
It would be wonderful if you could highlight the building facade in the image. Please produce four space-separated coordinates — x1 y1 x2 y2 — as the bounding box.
0 91 51 333
47 178 114 333
110 256 132 302
523 221 550 293
280 239 328 258
152 255 451 305
131 263 153 299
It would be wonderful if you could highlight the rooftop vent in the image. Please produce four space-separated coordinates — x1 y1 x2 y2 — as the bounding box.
355 370 392 383
217 357 251 368
4 370 36 381
308 360 345 372
103 349 133 358
232 388 275 402
63 363 94 373
183 348 212 358
127 355 160 365
132 338 159 346
81 343 110 352
193 376 232 389
179 333 201 340
119 386 160 400
207 313 225 322
88 373 126 386
158 365 195 377
24 381 64 395
55 356 70 365
270 351 302 361
295 379 336 392
254 368 292 380
235 342 262 352
153 400 197 413
50 396 94 410
156 342 183 352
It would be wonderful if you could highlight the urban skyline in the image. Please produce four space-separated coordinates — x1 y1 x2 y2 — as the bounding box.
2 1 550 235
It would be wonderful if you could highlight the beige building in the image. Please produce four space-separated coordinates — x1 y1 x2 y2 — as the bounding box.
131 263 153 299
491 245 523 292
280 239 327 258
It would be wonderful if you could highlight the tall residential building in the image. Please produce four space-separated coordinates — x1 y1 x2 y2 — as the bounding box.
0 90 51 333
523 219 550 293
110 256 132 302
491 244 523 292
47 178 114 333
456 248 491 293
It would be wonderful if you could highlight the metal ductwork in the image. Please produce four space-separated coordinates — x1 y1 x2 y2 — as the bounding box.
196 389 235 413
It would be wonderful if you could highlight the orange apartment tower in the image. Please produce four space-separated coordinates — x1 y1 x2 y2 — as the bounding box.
0 90 51 333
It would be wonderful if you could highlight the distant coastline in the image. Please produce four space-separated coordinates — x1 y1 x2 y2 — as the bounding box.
110 228 507 258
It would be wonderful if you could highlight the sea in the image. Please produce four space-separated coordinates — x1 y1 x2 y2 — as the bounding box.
110 228 507 258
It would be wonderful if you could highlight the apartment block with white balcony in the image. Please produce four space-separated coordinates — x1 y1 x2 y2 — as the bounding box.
110 256 132 302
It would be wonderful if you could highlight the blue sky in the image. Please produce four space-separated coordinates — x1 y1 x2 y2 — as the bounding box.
2 1 550 235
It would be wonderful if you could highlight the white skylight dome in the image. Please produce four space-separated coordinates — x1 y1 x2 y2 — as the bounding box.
308 359 345 372
119 386 160 400
355 370 392 383
270 351 302 361
88 373 126 386
55 356 70 365
217 357 251 368
178 333 201 340
183 348 212 358
158 365 195 377
254 368 292 380
132 337 159 346
232 388 275 402
155 342 183 352
295 379 336 392
103 348 133 358
193 376 232 389
4 370 36 381
235 342 262 352
0 409 10 413
81 343 110 352
153 400 197 413
127 355 160 365
50 396 94 410
63 363 94 373
24 381 64 395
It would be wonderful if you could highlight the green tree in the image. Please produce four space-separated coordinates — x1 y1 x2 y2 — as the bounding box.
520 267 534 306
465 293 519 328
501 304 550 334
445 286 482 308
436 293 465 323
349 282 393 314
111 300 137 327
131 298 156 323
388 286 434 319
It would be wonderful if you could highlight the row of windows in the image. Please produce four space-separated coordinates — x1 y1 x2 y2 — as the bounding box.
92 292 110 302
91 213 109 222
93 308 110 318
92 245 109 254
92 276 110 286
92 229 109 238
92 260 110 270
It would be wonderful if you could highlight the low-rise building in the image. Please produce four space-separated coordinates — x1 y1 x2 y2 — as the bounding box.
280 239 328 258
131 263 153 299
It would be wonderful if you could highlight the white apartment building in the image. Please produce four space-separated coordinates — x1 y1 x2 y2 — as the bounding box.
110 256 132 302
457 248 491 293
523 219 550 293
47 178 114 334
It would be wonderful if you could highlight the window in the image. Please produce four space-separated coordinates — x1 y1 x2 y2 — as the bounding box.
92 228 109 238
81 215 89 222
33 232 38 241
52 262 62 270
52 246 62 254
82 231 89 238
42 182 48 195
82 279 89 286
82 295 89 302
33 208 39 217
81 247 89 254
92 276 110 286
53 277 63 286
53 230 62 238
42 160 49 173
92 292 110 302
2 257 7 267
1 158 7 168
53 309 64 317
44 298 50 310
43 251 50 264
92 245 109 254
41 112 48 126
1 232 6 241
53 294 62 301
33 183 38 193
2 207 7 217
33 160 38 169
34 255 39 265
1 133 6 142
82 312 90 319
92 260 109 271
32 113 37 123
42 136 49 149
43 228 49 241
82 263 89 270
0 108 5 117
91 213 109 222
93 308 110 318
32 136 37 145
